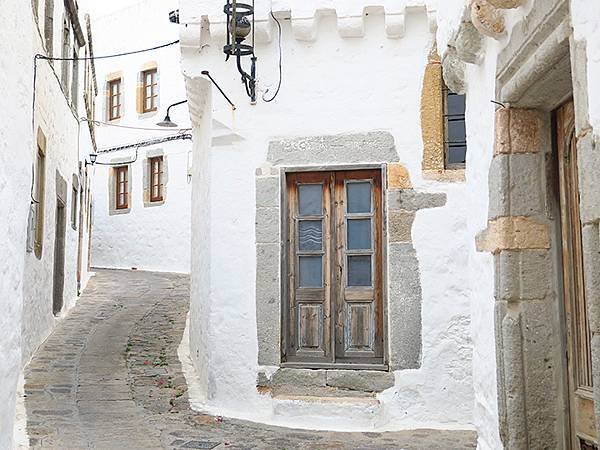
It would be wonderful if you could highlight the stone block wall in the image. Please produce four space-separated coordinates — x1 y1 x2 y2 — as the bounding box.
477 108 564 448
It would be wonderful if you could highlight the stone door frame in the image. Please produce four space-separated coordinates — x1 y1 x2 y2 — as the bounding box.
475 0 600 447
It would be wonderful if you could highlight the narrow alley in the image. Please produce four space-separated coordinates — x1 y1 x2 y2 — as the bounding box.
22 270 476 449
5 0 600 448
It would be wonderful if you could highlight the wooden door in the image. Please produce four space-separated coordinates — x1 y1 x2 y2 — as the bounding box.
284 170 384 367
333 171 384 364
556 101 598 449
285 172 333 364
53 198 67 316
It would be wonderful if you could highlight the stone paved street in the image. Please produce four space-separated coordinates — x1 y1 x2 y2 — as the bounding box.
23 269 477 449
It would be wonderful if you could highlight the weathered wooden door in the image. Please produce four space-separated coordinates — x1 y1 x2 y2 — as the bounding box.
53 198 67 316
284 170 384 367
556 101 598 449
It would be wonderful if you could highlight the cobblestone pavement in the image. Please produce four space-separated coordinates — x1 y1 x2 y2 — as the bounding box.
23 269 477 449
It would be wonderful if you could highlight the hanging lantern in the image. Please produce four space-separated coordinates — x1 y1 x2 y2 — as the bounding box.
223 0 257 103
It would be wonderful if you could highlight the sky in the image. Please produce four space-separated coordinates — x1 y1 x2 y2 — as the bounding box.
82 0 177 19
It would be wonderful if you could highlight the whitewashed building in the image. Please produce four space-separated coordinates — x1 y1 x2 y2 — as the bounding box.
180 0 477 436
90 0 192 274
179 0 600 448
0 1 97 447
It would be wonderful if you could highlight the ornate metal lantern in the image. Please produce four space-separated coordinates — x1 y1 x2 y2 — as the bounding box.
223 0 257 103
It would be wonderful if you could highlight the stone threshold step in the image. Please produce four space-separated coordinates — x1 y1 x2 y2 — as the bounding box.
272 394 380 406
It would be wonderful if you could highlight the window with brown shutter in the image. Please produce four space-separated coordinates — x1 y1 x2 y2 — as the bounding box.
142 69 158 113
149 156 163 202
108 79 122 121
115 166 128 210
283 170 385 368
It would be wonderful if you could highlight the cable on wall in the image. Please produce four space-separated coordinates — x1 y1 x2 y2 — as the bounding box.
36 39 180 62
262 12 283 103
98 133 193 154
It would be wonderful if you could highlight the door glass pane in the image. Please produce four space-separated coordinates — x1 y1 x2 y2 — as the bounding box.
347 255 371 287
347 219 371 250
347 182 371 214
299 256 322 288
299 220 322 251
298 184 322 216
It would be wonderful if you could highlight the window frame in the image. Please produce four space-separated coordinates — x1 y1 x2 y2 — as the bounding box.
442 83 467 170
44 0 54 58
115 166 129 210
71 177 78 231
61 16 71 92
108 78 122 121
149 156 163 203
141 68 158 113
34 134 47 259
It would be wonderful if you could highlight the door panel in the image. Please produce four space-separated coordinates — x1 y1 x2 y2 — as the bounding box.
52 199 67 316
334 171 383 363
556 101 597 448
286 172 332 363
284 170 384 367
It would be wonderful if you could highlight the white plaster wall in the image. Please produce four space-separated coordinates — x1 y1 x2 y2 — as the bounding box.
91 141 192 273
90 0 192 274
20 1 96 368
0 3 34 447
570 1 600 132
461 43 503 450
182 3 478 432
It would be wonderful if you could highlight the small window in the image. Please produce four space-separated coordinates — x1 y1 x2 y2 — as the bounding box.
108 79 122 121
142 69 158 113
61 17 71 91
443 84 467 169
33 0 40 20
71 176 78 230
115 166 128 210
149 156 163 202
34 136 46 258
44 0 54 58
71 48 79 110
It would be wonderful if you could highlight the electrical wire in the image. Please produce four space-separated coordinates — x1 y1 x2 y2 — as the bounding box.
36 40 180 62
98 133 193 154
81 117 191 132
263 11 283 103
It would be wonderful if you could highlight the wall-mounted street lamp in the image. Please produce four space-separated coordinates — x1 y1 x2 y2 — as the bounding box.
157 100 188 128
85 153 97 166
224 0 257 103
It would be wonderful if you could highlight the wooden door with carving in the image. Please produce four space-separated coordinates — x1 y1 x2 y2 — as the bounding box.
556 101 598 449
